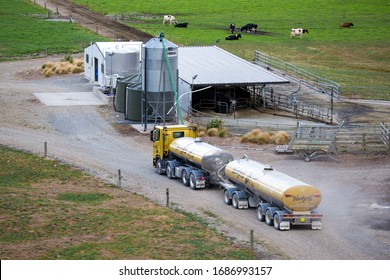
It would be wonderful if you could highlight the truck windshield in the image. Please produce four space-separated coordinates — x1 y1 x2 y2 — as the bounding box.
173 131 185 138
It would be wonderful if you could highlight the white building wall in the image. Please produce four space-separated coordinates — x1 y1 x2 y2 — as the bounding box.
84 42 143 88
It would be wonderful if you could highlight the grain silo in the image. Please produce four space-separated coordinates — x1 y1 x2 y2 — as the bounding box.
141 34 178 125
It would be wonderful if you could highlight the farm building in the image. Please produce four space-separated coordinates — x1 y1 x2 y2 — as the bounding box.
84 41 142 88
178 46 289 116
84 39 289 124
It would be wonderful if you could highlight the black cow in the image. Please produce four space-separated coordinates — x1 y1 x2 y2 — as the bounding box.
225 34 241 40
175 22 188 28
241 23 258 33
229 23 236 34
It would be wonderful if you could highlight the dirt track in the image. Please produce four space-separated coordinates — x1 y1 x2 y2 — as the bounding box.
34 0 153 42
1 1 389 260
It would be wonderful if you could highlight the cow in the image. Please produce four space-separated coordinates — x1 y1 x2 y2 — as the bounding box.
290 28 309 39
229 23 236 34
241 23 258 33
163 15 177 25
225 34 241 40
340 22 354 28
175 22 188 28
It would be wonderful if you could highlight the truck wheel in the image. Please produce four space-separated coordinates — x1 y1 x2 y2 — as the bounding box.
232 193 239 209
273 214 281 230
156 159 164 175
265 209 273 226
181 170 190 186
189 173 197 190
224 190 232 205
166 163 174 179
257 205 265 222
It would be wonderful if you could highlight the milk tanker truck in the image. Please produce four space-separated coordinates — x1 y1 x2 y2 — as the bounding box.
151 125 323 230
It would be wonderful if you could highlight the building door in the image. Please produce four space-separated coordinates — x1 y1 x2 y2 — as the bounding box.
94 57 98 82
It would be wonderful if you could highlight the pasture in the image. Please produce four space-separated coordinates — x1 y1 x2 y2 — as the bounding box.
73 0 390 99
0 0 105 60
0 146 253 259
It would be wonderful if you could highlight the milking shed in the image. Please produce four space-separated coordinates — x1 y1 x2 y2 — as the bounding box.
85 36 289 125
178 46 289 117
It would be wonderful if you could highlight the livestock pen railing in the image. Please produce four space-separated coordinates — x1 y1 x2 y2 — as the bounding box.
189 110 389 155
246 85 334 124
253 50 341 100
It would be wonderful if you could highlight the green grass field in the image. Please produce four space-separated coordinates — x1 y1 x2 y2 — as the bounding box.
0 146 254 259
0 0 106 60
73 0 390 98
1 0 389 98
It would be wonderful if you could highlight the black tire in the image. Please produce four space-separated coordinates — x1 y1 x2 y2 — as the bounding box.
156 159 164 175
181 170 190 186
273 213 281 230
166 163 174 179
232 193 239 209
265 209 273 226
224 190 232 205
189 173 197 190
257 205 265 222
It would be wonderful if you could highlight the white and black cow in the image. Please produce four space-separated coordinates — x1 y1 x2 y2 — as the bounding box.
290 28 309 39
225 34 241 40
163 15 177 25
229 23 236 34
241 23 258 33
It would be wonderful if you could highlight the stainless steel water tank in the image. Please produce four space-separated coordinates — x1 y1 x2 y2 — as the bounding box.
106 50 140 77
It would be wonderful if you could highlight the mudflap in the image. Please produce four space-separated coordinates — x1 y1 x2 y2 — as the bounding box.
311 221 322 230
279 220 291 231
234 190 249 209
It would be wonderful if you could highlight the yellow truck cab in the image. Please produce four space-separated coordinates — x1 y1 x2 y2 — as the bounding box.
150 125 199 174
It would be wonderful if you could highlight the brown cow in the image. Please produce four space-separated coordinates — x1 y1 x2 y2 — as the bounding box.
340 22 354 28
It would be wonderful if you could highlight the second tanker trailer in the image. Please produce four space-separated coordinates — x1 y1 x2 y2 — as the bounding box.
151 125 322 230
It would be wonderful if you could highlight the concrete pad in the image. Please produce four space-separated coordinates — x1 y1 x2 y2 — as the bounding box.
34 92 107 106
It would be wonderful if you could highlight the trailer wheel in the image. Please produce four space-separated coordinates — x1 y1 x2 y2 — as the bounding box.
181 170 190 186
232 194 239 209
224 190 232 205
257 206 265 222
189 173 197 190
265 209 273 226
166 163 174 179
156 159 164 175
273 214 281 230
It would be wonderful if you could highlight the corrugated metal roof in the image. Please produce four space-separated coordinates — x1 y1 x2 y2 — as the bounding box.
178 46 289 86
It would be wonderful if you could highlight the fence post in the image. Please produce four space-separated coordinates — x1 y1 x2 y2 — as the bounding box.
44 141 47 158
249 229 254 257
166 188 170 207
117 169 122 188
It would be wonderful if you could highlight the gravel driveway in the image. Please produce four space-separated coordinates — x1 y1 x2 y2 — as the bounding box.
1 57 389 260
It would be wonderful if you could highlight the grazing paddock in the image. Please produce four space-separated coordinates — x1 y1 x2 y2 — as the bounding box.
42 0 390 99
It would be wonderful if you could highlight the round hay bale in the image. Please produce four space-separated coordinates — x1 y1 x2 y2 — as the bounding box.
250 128 262 135
198 131 206 137
256 132 269 144
274 131 290 145
207 128 219 137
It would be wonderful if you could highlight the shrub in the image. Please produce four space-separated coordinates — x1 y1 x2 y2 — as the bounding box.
218 127 228 137
206 117 223 130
